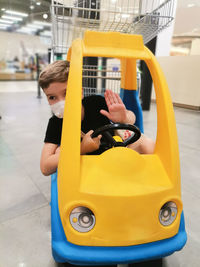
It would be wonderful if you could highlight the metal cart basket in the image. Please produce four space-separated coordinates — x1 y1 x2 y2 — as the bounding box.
51 0 175 96
51 0 175 54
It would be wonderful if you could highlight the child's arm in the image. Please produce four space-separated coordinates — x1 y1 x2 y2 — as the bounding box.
40 143 60 176
81 130 102 155
100 90 155 154
127 134 155 154
100 90 135 124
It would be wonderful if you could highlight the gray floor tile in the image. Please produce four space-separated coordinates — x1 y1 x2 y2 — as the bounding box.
0 158 48 223
0 205 55 267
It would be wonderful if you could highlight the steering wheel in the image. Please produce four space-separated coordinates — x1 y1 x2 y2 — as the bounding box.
91 123 141 149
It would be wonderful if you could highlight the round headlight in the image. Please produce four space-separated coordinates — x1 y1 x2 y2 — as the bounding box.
159 201 177 226
70 206 95 232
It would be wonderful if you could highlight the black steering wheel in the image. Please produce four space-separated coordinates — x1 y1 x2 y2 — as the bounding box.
91 123 141 149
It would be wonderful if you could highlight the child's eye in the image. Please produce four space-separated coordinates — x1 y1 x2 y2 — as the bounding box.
49 96 56 100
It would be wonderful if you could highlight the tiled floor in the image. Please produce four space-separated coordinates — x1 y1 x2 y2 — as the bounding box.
0 81 199 267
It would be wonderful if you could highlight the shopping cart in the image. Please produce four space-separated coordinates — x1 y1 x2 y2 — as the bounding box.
51 0 175 54
51 0 175 97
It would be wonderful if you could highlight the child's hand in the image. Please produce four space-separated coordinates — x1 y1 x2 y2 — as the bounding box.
100 90 135 124
81 130 102 154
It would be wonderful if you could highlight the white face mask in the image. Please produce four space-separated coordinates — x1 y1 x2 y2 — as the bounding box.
50 100 65 118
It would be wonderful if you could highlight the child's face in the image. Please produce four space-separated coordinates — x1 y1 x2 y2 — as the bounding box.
44 82 67 105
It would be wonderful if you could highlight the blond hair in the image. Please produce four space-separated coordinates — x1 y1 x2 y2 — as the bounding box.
39 60 70 89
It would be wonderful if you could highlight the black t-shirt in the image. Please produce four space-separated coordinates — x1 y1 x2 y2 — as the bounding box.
44 95 110 147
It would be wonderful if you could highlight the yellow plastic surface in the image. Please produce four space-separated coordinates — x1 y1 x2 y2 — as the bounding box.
121 58 137 90
58 31 182 246
113 136 123 142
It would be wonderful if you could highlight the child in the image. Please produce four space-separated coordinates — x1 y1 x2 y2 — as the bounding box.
39 60 154 176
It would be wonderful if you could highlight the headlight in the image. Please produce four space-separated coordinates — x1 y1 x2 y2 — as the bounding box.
70 206 95 232
159 201 177 226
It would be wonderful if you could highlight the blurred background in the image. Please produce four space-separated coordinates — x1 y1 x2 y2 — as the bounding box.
0 0 199 109
0 0 51 82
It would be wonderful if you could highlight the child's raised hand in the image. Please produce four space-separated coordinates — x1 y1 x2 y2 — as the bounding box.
81 130 102 154
100 90 136 124
100 90 128 123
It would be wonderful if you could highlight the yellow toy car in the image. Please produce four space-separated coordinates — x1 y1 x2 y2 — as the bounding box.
51 31 187 264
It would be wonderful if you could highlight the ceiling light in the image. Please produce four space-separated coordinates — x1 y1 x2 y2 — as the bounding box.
43 14 48 19
1 8 6 11
30 5 35 10
33 20 51 27
2 15 23 21
0 19 14 24
36 2 41 5
5 10 28 17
